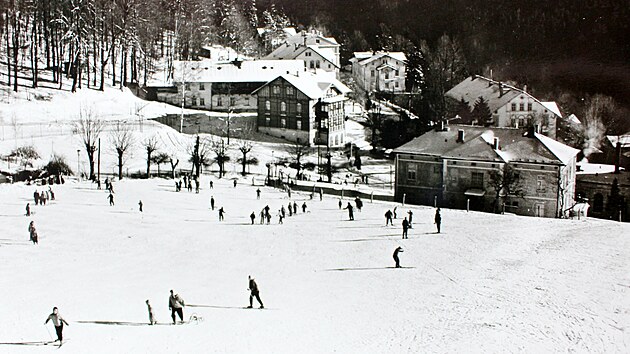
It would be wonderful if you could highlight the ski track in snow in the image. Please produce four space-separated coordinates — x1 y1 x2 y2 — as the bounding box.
0 177 628 353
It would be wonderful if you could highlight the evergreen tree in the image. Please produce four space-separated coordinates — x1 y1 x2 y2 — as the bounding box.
471 97 492 126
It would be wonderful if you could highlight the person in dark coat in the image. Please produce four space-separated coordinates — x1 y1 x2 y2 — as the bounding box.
288 202 293 217
168 290 185 324
138 200 143 212
146 299 156 325
385 210 393 226
233 180 237 188
28 221 38 244
355 197 363 212
402 217 409 239
210 196 215 210
45 307 69 343
250 212 256 225
393 246 404 268
108 193 115 206
34 191 40 205
278 210 284 224
338 199 342 209
407 210 413 228
195 179 200 193
434 208 441 233
302 202 307 213
209 180 214 189
344 203 354 220
280 206 286 219
256 188 261 199
247 276 264 309
293 201 298 214
218 207 225 221
26 203 31 216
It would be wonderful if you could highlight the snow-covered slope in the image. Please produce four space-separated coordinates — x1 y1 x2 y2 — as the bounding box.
0 177 628 353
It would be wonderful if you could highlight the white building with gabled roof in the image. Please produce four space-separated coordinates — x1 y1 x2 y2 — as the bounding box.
264 43 339 78
350 51 407 93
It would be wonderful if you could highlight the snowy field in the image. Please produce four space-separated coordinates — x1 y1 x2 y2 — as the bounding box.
1 177 629 353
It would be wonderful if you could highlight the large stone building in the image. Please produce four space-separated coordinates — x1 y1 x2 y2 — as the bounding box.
576 170 629 222
152 59 305 112
350 51 407 93
282 30 340 67
393 125 579 218
446 75 562 139
252 73 351 147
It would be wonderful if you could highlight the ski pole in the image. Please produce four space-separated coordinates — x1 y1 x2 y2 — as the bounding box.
44 324 54 341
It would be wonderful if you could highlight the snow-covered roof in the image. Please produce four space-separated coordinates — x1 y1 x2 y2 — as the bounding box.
170 60 306 84
284 31 339 47
606 134 630 147
357 51 407 65
264 43 338 68
541 102 562 118
534 132 580 165
252 73 351 100
566 114 581 125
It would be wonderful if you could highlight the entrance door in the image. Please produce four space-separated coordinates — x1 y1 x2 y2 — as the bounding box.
535 203 545 217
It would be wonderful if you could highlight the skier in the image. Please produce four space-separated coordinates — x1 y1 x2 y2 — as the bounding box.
407 210 413 228
393 246 404 268
402 217 409 239
44 307 69 343
218 207 225 221
247 276 264 309
26 203 31 217
344 202 354 221
28 221 38 244
385 210 393 226
34 190 40 205
210 196 215 210
108 193 115 206
302 202 307 213
278 210 284 224
146 299 156 325
256 188 261 200
138 200 143 212
168 290 185 324
435 208 442 233
250 212 256 225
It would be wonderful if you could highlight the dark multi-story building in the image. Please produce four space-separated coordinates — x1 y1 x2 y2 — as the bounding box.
393 125 579 218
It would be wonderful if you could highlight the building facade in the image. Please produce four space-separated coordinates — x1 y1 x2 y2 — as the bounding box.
393 126 579 218
252 74 351 147
350 52 407 93
265 43 339 78
576 171 629 222
446 75 562 139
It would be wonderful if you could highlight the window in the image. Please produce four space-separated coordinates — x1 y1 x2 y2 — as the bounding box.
433 165 441 174
385 83 390 89
265 100 270 111
296 103 302 116
395 81 399 88
217 97 222 106
371 70 375 77
471 172 484 188
273 86 280 94
297 120 302 130
536 175 545 192
185 83 190 91
305 52 311 57
192 98 197 106
280 102 287 113
407 163 417 181
511 103 517 111
281 118 286 128
512 201 519 207
316 39 320 43
385 73 390 80
200 98 205 106
395 70 399 76
199 83 205 90
310 61 315 69
230 96 236 107
519 103 525 111
316 60 321 68
527 103 532 111
286 86 293 95
328 64 331 69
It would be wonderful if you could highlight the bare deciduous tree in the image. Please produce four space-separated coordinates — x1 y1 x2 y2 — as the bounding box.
143 136 159 178
75 107 104 180
209 138 229 178
488 164 523 213
109 122 135 180
169 155 180 179
151 152 170 177
285 140 311 178
236 139 255 175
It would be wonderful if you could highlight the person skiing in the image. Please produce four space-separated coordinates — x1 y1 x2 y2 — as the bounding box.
302 202 307 213
146 299 156 325
393 246 404 268
247 276 264 309
402 217 409 239
407 210 413 228
34 190 40 205
256 188 261 200
435 208 442 233
28 221 38 244
344 202 354 221
168 290 185 324
218 207 225 221
26 203 31 217
385 210 393 226
210 196 215 210
108 193 115 206
45 307 69 343
138 200 143 212
250 212 256 225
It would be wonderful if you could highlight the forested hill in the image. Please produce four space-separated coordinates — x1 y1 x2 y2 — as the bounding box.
262 0 629 102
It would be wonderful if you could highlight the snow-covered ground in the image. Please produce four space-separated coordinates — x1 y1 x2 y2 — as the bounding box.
0 177 629 353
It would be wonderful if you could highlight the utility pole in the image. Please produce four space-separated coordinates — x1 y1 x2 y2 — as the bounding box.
76 149 80 178
97 138 101 182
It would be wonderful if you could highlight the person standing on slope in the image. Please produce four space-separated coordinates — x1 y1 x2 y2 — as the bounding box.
146 299 156 325
434 208 441 233
168 290 185 324
210 196 215 210
247 276 264 309
108 193 115 206
402 217 409 239
26 203 31 216
28 221 38 244
256 188 261 200
45 307 69 343
344 202 354 221
385 210 393 226
218 207 225 221
393 246 404 268
250 212 256 225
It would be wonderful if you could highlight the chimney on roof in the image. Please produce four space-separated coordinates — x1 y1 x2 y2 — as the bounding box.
457 129 465 143
614 142 621 174
498 83 504 97
493 137 500 150
523 85 527 93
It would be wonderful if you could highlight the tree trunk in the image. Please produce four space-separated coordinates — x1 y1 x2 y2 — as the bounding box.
118 153 123 180
6 11 11 88
146 152 152 178
87 149 96 181
242 152 247 175
31 12 38 88
12 12 19 92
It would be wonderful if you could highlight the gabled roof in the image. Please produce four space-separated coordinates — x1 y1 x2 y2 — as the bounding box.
357 51 407 65
394 125 578 165
541 102 562 118
170 60 305 84
445 76 562 118
252 73 351 100
264 43 339 68
285 31 339 47
606 134 630 148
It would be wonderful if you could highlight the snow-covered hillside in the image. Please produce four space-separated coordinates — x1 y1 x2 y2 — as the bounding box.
0 177 628 353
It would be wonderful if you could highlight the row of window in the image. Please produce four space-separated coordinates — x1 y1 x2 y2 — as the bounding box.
264 116 303 130
184 83 205 91
272 86 295 96
370 69 401 77
511 102 533 112
265 101 302 115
